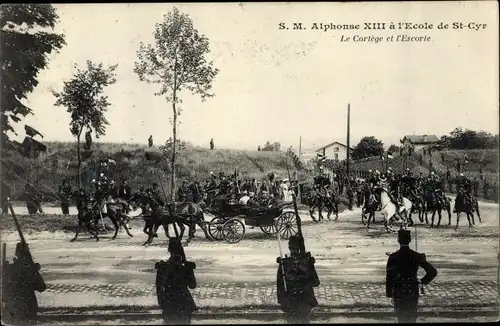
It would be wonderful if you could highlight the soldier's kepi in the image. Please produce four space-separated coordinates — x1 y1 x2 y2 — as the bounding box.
386 229 437 324
275 159 320 324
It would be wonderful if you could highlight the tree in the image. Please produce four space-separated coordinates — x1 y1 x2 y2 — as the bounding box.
0 4 66 150
261 141 281 151
52 61 118 187
352 136 384 159
134 7 218 201
387 144 400 155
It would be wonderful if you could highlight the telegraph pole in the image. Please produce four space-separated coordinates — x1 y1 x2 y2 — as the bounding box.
346 103 351 177
299 136 302 159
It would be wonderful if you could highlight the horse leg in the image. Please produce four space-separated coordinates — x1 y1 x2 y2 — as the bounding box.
475 201 482 223
467 212 473 228
89 222 99 241
110 216 120 240
70 219 84 242
334 203 339 220
309 204 317 222
436 209 442 228
183 223 196 247
455 213 460 230
122 220 134 238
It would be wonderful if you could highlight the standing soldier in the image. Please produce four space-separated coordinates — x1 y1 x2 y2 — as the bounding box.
2 242 47 325
155 238 197 325
210 138 214 150
386 229 437 323
276 235 320 324
58 178 72 215
1 181 11 214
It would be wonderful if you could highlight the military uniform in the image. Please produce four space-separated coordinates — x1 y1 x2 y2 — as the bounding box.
386 230 437 323
2 242 47 325
118 180 132 200
58 181 72 215
1 181 11 214
156 238 197 325
277 236 320 324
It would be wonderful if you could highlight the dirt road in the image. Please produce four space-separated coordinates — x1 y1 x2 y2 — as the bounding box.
1 203 498 311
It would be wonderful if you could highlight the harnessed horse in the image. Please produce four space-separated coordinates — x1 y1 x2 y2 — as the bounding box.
132 195 211 246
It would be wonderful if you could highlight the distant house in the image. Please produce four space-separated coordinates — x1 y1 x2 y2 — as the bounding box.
401 134 439 152
315 141 352 162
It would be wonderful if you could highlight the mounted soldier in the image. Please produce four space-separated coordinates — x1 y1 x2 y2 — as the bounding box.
177 180 190 202
277 235 320 324
150 183 165 207
454 173 472 213
155 238 197 325
380 173 403 212
58 178 72 215
386 229 437 323
118 177 132 201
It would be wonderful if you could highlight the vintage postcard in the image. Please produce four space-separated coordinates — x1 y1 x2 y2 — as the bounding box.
0 1 498 325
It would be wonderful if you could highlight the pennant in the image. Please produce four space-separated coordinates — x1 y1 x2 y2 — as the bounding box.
24 125 44 139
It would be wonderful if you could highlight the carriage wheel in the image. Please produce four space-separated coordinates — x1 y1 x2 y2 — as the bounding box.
208 217 226 241
260 222 278 235
278 212 298 240
222 218 245 244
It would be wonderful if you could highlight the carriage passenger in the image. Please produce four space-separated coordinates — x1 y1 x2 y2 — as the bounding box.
247 192 260 207
239 191 250 205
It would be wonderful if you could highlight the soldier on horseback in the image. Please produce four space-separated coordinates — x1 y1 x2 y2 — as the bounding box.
177 180 190 202
382 171 403 212
454 173 472 213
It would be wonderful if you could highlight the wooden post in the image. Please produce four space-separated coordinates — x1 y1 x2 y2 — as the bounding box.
346 104 351 178
299 136 302 160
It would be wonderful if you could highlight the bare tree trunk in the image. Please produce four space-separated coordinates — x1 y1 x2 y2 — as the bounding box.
77 133 81 189
170 100 177 203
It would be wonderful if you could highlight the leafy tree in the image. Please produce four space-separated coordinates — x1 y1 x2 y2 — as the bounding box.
387 144 401 155
159 137 188 163
52 61 118 187
0 4 66 149
352 136 384 159
262 141 281 151
441 127 499 150
134 7 218 201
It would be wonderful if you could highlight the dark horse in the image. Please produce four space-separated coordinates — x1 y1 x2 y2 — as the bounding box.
454 191 481 230
361 183 379 225
132 195 211 246
361 190 379 228
306 187 339 222
71 193 134 242
423 190 451 228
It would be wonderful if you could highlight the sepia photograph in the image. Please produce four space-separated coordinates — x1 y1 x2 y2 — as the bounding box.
0 1 498 324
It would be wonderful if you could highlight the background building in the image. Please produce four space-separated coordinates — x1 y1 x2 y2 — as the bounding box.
315 141 351 162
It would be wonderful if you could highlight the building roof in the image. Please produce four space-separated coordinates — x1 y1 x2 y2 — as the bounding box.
315 141 352 152
402 135 439 144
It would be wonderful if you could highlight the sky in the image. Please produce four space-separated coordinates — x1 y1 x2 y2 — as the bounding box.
9 1 499 152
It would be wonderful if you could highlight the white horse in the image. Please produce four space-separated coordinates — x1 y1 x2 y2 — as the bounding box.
378 186 413 232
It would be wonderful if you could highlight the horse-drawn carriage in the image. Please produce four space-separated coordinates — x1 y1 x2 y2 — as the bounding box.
207 201 298 243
